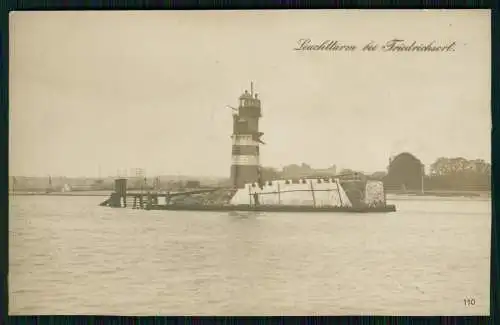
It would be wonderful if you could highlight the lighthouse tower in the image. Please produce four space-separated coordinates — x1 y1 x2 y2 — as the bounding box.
230 82 264 188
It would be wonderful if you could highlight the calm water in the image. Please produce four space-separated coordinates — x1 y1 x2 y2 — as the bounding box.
9 195 491 315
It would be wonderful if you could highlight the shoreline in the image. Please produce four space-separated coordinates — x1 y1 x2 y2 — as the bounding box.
9 191 112 197
9 190 491 199
386 190 490 198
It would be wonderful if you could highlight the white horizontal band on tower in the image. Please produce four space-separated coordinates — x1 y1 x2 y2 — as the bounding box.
231 135 260 146
231 155 260 166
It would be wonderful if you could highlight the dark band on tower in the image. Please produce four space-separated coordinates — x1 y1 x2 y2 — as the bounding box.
230 82 264 188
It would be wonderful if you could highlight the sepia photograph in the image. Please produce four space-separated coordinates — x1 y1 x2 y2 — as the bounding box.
8 10 491 315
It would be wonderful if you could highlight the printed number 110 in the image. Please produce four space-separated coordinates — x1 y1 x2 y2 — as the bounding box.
464 298 476 306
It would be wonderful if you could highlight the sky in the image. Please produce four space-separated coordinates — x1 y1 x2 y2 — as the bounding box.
9 10 491 178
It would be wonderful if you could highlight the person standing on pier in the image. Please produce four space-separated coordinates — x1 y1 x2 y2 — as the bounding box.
253 192 260 206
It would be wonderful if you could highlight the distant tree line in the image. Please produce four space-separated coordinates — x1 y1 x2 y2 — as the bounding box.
260 154 491 193
383 153 490 192
425 157 490 191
